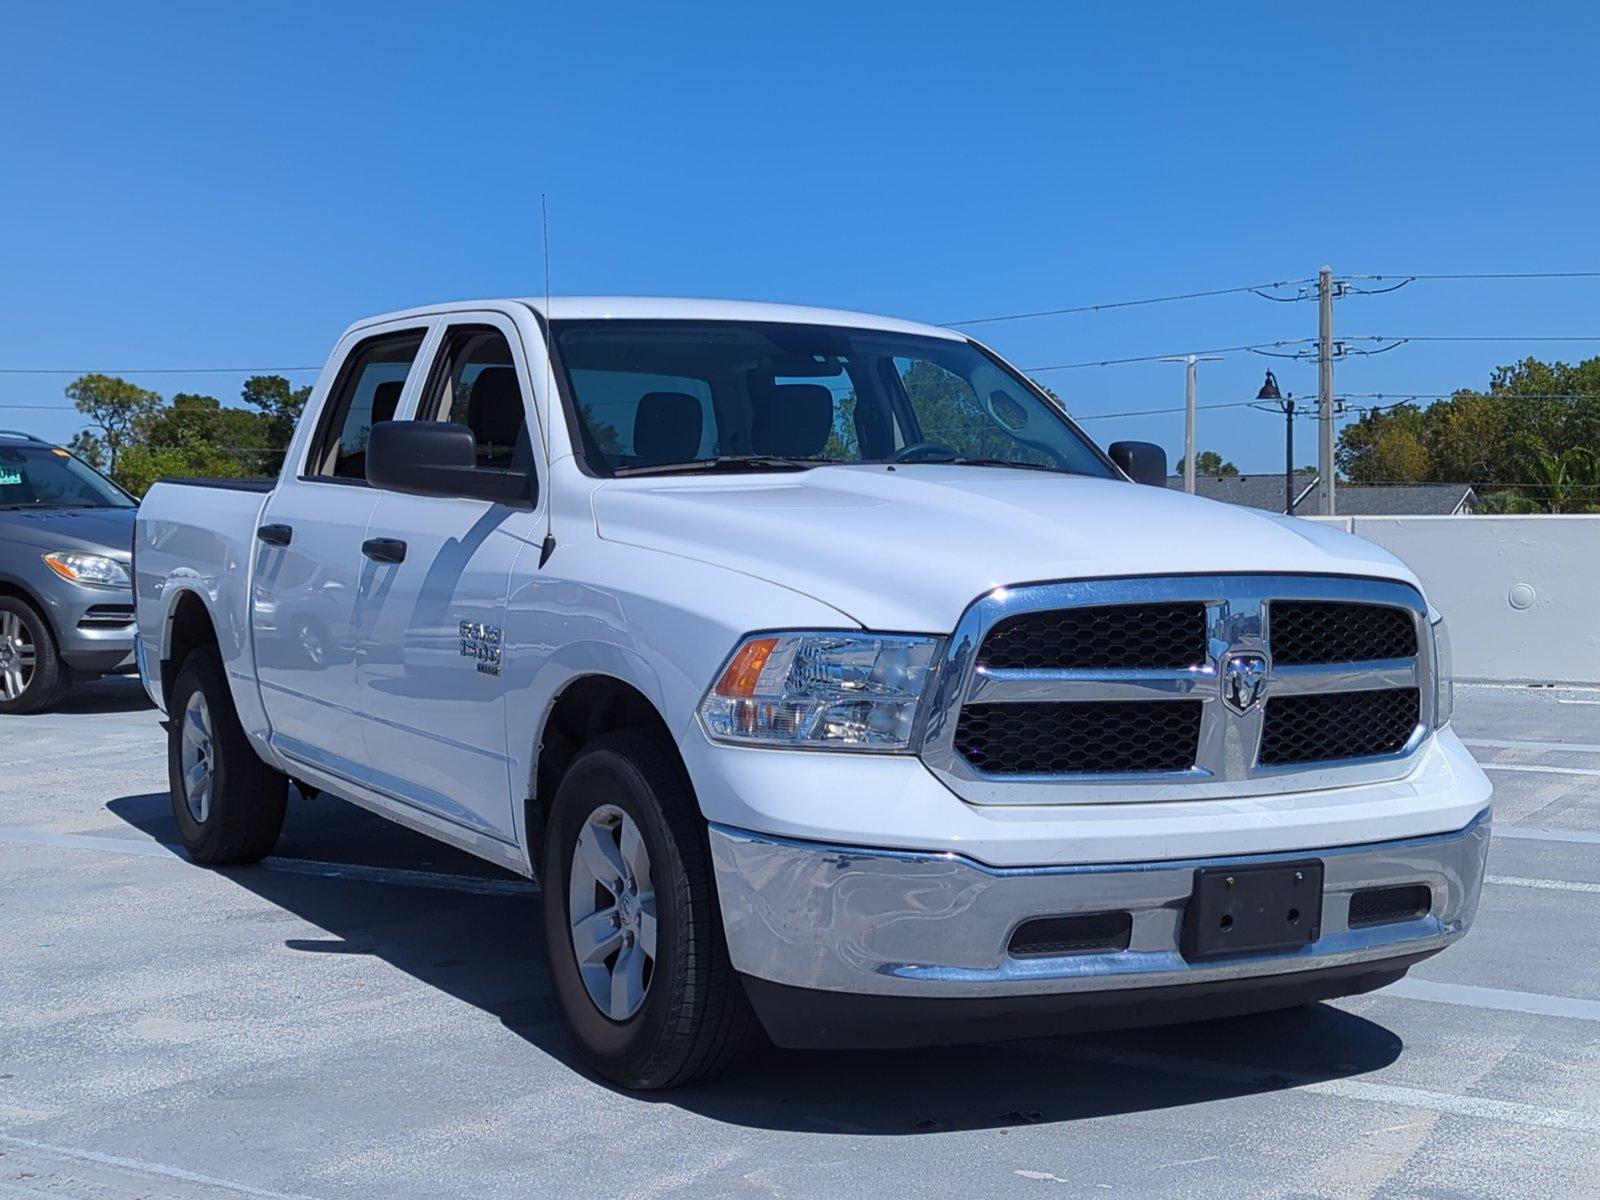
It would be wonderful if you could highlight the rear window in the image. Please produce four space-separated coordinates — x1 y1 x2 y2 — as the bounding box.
307 330 425 481
0 445 134 510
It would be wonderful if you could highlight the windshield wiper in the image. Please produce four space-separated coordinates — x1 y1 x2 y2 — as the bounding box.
946 457 1062 473
613 455 830 477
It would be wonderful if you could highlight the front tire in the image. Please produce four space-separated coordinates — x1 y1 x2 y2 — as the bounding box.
0 597 71 714
167 647 288 865
542 729 755 1089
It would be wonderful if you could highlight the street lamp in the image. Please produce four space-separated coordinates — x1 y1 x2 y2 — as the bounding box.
1255 370 1298 515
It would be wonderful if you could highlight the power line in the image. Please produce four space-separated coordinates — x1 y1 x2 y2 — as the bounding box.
1340 391 1600 402
1072 399 1265 422
1361 334 1600 343
940 278 1315 326
1349 271 1600 282
1027 339 1313 372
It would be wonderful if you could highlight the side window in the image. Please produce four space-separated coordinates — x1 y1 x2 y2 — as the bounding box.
421 326 533 470
309 330 425 481
565 369 715 466
892 356 1054 467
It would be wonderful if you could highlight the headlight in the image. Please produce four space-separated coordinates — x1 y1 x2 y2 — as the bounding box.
1431 612 1454 727
42 551 132 588
699 632 941 751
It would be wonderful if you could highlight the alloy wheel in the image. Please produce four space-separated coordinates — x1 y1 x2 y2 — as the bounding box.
179 689 215 823
568 804 657 1021
0 611 36 701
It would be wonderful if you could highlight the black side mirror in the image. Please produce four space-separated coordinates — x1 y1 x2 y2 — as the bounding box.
366 421 532 505
1108 441 1169 487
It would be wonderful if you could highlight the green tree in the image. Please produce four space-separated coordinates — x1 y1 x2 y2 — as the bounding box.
1337 354 1600 507
1180 450 1239 476
240 374 312 467
66 374 161 474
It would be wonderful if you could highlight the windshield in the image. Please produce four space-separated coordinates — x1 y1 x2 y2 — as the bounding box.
550 320 1117 478
0 444 135 509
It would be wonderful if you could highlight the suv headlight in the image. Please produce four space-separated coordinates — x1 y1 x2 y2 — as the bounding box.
42 551 131 588
1430 612 1454 727
699 632 941 751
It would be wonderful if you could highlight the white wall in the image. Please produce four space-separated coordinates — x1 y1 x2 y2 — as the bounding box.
1306 515 1600 685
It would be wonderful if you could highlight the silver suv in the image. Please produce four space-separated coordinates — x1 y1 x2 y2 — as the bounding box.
0 431 138 713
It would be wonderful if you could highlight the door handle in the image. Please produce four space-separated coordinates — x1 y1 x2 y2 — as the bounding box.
257 523 293 547
362 537 407 564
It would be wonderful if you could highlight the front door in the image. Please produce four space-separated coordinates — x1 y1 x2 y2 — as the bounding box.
253 325 426 779
352 318 541 843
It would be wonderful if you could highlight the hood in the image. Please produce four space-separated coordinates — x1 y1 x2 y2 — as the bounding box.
591 465 1419 631
0 506 137 558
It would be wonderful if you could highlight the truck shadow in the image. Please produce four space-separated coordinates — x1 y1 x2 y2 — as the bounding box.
48 675 153 716
106 790 1404 1136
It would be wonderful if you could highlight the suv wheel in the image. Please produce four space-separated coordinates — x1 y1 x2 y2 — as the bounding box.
168 646 288 864
542 729 756 1089
0 597 71 715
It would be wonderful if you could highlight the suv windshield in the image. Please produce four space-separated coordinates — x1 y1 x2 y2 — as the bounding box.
550 320 1116 479
0 444 135 509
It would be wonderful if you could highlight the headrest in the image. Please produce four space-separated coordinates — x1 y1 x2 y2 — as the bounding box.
370 380 404 426
467 367 524 448
752 383 834 457
633 391 702 465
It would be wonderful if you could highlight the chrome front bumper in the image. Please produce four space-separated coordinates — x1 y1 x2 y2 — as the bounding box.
708 809 1490 1000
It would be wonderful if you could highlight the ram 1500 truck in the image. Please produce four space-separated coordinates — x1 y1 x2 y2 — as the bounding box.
134 298 1491 1089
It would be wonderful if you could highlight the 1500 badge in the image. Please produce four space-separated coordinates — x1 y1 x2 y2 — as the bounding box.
459 621 502 676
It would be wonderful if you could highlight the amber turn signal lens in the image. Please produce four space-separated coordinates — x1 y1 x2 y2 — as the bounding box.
714 636 778 697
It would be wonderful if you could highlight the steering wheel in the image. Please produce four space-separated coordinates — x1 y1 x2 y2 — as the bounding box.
888 440 959 463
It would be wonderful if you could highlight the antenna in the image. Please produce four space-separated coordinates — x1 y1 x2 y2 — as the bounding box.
537 194 557 567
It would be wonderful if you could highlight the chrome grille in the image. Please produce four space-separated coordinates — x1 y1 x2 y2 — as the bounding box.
920 574 1436 804
978 603 1206 670
1270 600 1417 664
1260 687 1421 765
955 700 1202 774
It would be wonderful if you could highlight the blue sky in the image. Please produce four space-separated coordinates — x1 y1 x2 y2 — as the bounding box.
5 2 1600 472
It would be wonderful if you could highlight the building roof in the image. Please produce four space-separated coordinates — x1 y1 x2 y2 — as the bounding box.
1169 474 1478 516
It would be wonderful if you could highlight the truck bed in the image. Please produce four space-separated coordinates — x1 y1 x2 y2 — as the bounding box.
134 477 276 733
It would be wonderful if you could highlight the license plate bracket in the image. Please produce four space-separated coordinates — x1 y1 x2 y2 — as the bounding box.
1181 859 1324 961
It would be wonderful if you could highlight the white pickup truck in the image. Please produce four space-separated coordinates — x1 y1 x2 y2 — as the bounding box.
134 297 1491 1088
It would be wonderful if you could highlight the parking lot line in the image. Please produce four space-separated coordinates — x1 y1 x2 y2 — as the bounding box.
0 827 175 858
1485 873 1600 896
1481 762 1600 778
0 1134 319 1200
1383 977 1600 1022
1464 737 1600 754
0 826 538 896
1050 1044 1600 1136
1493 826 1600 846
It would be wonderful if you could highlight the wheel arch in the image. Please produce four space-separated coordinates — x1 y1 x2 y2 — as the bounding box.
526 671 686 881
158 586 222 710
0 576 57 639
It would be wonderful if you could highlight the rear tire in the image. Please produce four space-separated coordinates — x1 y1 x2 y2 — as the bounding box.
0 597 71 715
167 646 287 865
542 729 756 1089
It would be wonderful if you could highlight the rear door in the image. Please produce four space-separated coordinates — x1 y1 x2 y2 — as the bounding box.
352 314 542 842
253 323 427 779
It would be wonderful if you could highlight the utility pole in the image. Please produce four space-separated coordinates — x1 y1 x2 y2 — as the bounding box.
1164 353 1222 493
1317 264 1336 515
1284 393 1296 514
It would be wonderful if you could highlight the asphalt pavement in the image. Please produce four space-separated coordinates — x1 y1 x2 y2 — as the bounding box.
2 678 1597 1198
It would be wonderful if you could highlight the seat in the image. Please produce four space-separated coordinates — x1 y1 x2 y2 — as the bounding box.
751 383 834 458
632 391 703 465
465 366 528 467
